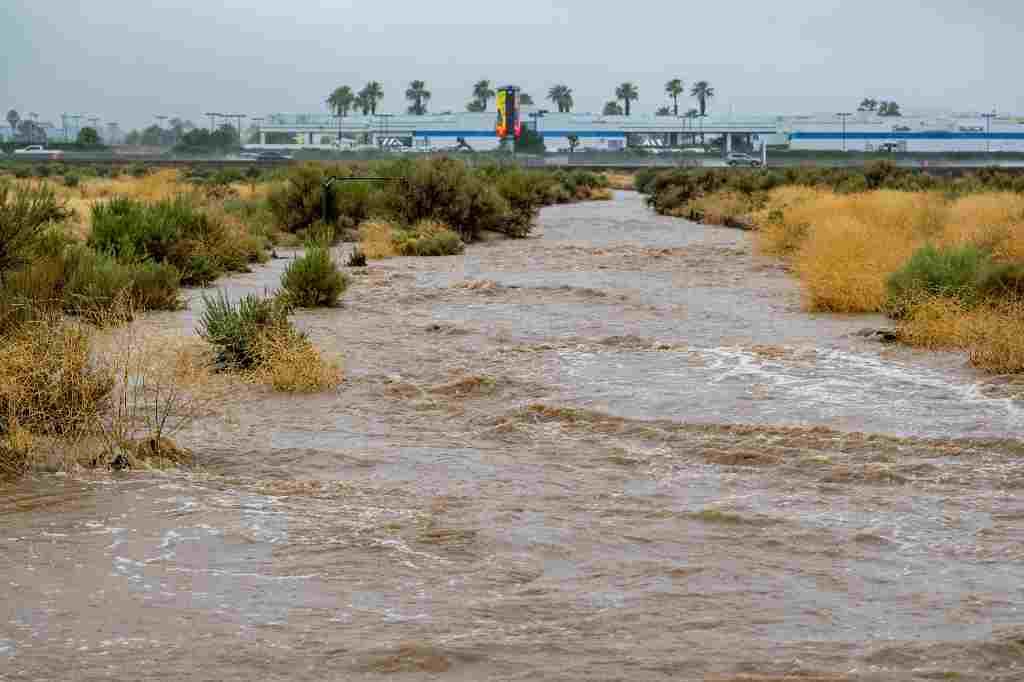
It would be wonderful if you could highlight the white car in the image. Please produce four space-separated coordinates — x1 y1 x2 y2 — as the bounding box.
726 152 761 167
14 145 64 160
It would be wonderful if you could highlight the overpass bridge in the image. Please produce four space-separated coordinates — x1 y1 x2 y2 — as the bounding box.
254 112 781 152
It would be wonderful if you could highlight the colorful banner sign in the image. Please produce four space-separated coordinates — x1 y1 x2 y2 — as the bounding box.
495 86 522 140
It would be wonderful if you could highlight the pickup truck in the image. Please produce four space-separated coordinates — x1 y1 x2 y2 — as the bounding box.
13 146 64 160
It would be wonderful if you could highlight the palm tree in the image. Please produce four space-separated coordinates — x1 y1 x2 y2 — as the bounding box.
472 80 496 110
466 100 486 113
655 106 671 116
359 81 385 115
603 100 624 116
547 84 574 113
6 109 19 140
354 92 370 116
520 93 535 106
858 98 879 112
327 86 355 117
690 81 715 118
615 82 639 116
405 80 431 115
665 79 684 116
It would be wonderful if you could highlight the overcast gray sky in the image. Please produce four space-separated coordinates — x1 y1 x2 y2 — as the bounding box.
4 0 1021 130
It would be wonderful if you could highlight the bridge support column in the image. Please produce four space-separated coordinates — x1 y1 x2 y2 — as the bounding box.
259 132 267 145
725 133 733 155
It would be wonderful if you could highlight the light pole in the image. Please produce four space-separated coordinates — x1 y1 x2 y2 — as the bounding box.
252 117 264 146
981 110 997 154
203 112 221 132
836 112 852 152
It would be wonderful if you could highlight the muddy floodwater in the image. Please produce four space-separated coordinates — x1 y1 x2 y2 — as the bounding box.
4 191 1024 681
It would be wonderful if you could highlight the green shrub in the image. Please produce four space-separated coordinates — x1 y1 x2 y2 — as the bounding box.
89 195 250 286
384 158 510 240
61 246 135 324
13 167 30 179
128 164 148 178
886 244 991 316
0 183 71 279
130 261 182 311
267 162 339 233
198 292 294 369
280 247 347 307
33 165 51 178
63 173 81 188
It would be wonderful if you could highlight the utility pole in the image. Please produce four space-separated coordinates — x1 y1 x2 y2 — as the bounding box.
836 112 853 152
222 114 246 143
203 112 221 132
252 117 264 145
981 110 997 154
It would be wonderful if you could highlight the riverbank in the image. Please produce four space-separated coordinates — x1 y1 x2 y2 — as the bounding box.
641 167 1024 373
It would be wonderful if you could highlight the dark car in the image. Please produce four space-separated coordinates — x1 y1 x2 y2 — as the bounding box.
253 151 293 161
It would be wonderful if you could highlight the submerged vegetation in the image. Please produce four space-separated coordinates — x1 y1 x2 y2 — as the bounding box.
640 164 1024 372
0 158 613 478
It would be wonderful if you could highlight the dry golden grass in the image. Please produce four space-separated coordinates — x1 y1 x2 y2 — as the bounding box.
359 219 400 259
793 212 921 312
249 326 343 393
587 187 615 201
604 173 636 191
898 296 1024 373
750 187 1024 371
76 169 187 202
688 191 757 227
940 192 1024 262
0 315 113 476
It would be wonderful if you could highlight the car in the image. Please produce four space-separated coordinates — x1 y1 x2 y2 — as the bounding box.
14 145 64 160
253 150 292 161
726 152 761 167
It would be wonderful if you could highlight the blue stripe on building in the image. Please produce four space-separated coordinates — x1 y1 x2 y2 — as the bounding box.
791 132 1024 140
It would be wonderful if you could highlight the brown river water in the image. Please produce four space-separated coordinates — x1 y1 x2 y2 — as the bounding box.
3 191 1024 681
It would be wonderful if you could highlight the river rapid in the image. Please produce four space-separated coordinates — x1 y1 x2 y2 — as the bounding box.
3 191 1024 681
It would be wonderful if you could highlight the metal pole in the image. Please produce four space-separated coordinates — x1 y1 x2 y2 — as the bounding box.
981 111 996 154
836 112 852 152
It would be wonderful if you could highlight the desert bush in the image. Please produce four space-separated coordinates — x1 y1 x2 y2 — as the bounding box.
249 323 343 393
393 220 465 257
267 162 340 233
358 220 399 259
61 246 136 324
198 291 293 369
384 158 510 240
0 315 114 440
130 261 183 311
63 173 81 188
280 246 348 307
885 244 991 316
196 291 340 391
0 183 72 279
89 195 260 285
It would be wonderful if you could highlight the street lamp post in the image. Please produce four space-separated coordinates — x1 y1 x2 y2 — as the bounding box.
203 112 221 133
981 110 997 154
252 117 264 146
836 112 853 152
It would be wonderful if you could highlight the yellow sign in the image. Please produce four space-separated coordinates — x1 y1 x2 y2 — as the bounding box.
495 91 508 138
